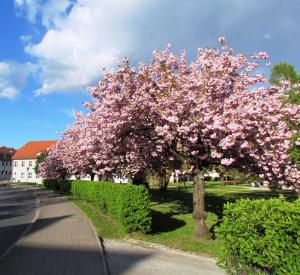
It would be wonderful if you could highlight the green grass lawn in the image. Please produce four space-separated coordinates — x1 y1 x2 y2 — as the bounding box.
69 181 298 258
68 196 127 239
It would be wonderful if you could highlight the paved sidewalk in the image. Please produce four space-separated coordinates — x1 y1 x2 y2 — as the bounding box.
103 239 224 275
0 189 104 275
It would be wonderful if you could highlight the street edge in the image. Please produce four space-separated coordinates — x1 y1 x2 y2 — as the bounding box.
69 198 110 275
0 184 41 262
123 237 218 262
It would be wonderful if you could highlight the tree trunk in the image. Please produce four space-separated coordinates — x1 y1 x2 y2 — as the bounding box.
159 177 168 192
90 173 95 181
193 173 209 238
132 171 149 189
158 175 169 192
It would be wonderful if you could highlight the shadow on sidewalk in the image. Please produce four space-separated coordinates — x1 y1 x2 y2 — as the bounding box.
35 190 67 206
0 239 152 275
0 214 73 257
28 214 73 235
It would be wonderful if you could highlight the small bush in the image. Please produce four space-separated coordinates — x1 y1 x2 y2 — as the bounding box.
216 197 300 274
43 179 71 193
44 179 151 233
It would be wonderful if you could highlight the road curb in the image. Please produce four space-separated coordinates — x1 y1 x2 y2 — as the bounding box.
0 185 41 262
123 237 218 262
69 198 110 275
68 197 218 273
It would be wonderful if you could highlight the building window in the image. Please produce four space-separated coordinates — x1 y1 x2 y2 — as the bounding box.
21 161 25 167
28 172 32 179
2 161 4 166
14 161 17 167
29 161 32 167
21 172 24 178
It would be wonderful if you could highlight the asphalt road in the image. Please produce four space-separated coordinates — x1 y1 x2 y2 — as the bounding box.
0 183 36 257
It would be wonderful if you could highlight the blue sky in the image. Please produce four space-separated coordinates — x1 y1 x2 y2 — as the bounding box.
1 0 300 149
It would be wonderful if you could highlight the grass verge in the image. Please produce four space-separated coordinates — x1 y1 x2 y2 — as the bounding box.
67 182 298 259
67 196 127 239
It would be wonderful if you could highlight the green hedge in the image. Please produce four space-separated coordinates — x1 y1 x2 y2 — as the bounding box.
43 179 151 233
216 197 300 274
43 179 71 193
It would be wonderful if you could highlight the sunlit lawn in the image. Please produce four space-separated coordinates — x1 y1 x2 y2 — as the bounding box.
70 181 298 258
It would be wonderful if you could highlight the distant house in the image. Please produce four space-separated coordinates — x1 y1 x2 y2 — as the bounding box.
169 169 220 183
12 140 57 184
0 146 15 181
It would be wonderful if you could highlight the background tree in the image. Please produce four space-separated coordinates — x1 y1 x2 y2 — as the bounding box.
270 62 299 85
39 142 68 179
34 151 48 175
270 63 300 171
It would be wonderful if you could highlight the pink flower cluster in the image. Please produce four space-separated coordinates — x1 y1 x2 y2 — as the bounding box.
39 38 300 192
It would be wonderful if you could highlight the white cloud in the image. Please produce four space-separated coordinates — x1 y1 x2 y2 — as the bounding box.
14 0 74 28
24 0 146 95
14 0 300 96
0 61 35 99
61 108 75 117
0 87 19 99
263 33 272 40
20 34 32 43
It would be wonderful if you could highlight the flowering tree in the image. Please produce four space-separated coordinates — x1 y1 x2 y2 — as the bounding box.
41 38 300 238
83 38 299 238
40 112 99 180
38 142 67 179
60 113 98 180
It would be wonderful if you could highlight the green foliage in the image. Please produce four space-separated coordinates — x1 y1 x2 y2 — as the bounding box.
43 179 71 193
54 180 151 233
34 151 48 175
270 62 300 171
70 180 151 233
287 89 300 105
289 132 300 169
216 198 300 274
270 63 299 85
68 196 127 239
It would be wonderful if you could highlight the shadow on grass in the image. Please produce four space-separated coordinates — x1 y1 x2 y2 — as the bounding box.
150 209 186 234
150 189 193 214
149 186 298 236
150 188 230 218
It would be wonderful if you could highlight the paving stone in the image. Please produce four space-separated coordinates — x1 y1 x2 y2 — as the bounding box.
0 190 104 275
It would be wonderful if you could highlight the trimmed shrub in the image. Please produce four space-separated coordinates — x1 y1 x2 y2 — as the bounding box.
43 179 60 190
43 179 151 233
43 179 71 193
216 197 300 274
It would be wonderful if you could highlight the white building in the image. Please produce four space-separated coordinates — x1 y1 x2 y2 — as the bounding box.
113 175 129 184
0 146 15 181
12 140 57 184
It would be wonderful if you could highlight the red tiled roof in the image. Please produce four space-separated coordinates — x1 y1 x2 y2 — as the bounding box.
12 140 57 160
0 147 15 154
0 147 15 160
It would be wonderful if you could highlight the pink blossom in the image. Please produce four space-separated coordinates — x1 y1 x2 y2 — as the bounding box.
221 158 235 166
39 38 300 194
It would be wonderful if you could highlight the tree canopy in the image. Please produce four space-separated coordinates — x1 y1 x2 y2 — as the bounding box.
40 38 300 237
270 62 299 85
270 62 300 170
